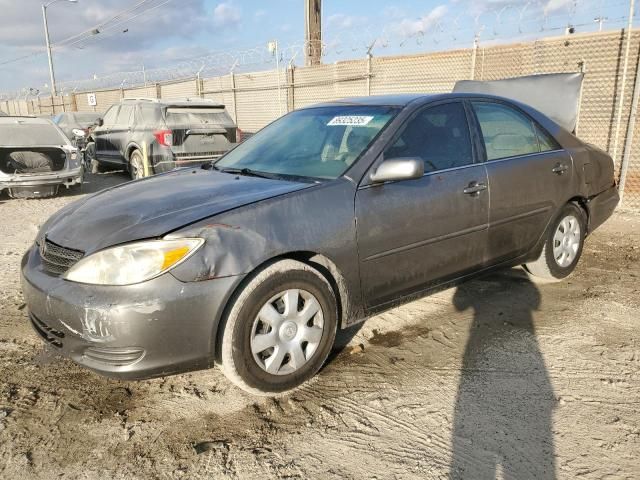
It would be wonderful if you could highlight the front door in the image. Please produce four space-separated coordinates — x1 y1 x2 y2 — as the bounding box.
355 101 489 308
109 103 135 165
470 100 574 263
94 105 119 162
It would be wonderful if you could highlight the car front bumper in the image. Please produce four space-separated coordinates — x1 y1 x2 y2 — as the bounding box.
20 244 243 380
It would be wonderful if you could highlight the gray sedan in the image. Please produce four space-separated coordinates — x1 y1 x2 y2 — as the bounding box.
21 94 619 394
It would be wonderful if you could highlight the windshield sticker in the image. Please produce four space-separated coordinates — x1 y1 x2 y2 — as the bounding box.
327 115 374 126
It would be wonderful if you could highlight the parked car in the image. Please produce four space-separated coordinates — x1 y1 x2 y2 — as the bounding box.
1 116 83 198
86 98 239 179
22 93 618 394
52 111 102 146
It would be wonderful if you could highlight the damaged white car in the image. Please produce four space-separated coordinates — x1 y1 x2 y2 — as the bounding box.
0 116 84 199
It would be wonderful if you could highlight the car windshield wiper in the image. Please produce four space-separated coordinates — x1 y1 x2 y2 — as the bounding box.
212 165 280 180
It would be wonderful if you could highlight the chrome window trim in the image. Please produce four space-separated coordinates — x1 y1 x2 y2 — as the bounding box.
482 148 565 164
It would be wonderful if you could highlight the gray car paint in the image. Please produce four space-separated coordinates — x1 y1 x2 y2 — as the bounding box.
21 93 619 380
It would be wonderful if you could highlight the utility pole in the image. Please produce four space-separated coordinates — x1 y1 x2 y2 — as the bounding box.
304 0 322 66
594 16 608 32
42 0 78 97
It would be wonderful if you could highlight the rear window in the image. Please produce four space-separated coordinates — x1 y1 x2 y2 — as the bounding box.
0 122 67 146
165 107 234 127
72 113 102 124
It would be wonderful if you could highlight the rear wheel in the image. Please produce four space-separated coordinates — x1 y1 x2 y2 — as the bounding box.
524 203 586 281
219 259 338 395
129 149 146 180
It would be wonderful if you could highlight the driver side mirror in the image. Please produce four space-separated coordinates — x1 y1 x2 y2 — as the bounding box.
96 118 104 127
369 157 424 184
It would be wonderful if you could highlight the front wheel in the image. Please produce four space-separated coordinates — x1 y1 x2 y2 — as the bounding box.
524 203 586 281
219 259 338 395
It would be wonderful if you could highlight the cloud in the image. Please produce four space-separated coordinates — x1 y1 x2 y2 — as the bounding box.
0 0 212 91
543 0 574 16
327 14 368 30
388 5 448 38
212 2 241 28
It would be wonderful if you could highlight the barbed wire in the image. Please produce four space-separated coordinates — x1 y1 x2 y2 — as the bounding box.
0 0 634 100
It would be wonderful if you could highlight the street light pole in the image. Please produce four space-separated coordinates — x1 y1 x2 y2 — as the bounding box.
42 0 78 97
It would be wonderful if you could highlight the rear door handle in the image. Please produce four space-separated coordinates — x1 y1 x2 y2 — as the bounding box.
463 181 488 196
552 163 569 174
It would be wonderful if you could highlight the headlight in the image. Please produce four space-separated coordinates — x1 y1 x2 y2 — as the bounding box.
62 238 204 286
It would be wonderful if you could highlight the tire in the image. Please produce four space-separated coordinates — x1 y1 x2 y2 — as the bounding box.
85 142 103 174
129 149 146 180
524 203 586 281
219 259 338 396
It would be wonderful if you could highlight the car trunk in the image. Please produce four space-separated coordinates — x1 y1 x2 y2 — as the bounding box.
163 106 237 164
0 147 67 174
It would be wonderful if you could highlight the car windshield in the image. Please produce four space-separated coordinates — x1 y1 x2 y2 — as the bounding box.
0 121 67 146
215 105 398 180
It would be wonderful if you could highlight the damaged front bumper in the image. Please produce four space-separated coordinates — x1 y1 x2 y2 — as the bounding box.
20 244 243 380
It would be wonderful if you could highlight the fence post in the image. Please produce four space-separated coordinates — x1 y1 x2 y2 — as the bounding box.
575 60 586 136
619 44 640 204
230 71 238 124
366 53 372 95
612 0 636 165
470 35 479 80
287 64 295 112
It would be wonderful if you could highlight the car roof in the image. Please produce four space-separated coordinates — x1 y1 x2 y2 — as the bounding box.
306 92 524 108
120 97 225 108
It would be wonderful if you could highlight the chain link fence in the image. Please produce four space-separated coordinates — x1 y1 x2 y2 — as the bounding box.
2 29 639 209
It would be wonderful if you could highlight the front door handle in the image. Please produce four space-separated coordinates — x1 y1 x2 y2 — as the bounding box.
463 181 488 196
552 163 569 175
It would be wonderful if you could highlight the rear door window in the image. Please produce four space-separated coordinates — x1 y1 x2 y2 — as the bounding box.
534 123 561 152
472 102 541 161
385 102 474 173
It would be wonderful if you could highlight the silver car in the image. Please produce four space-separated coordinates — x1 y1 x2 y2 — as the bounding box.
21 94 618 394
1 116 83 198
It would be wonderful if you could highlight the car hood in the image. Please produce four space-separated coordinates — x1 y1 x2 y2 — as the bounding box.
45 169 313 253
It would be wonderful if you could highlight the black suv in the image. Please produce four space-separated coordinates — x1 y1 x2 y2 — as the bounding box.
87 98 239 179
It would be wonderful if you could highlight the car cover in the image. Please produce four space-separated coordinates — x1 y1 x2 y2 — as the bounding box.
453 73 584 133
6 151 54 173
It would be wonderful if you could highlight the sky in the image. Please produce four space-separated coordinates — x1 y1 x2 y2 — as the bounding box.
0 0 633 94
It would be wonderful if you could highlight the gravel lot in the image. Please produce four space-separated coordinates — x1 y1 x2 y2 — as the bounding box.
1 173 639 479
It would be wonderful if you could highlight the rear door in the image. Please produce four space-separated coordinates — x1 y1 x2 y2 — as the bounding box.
355 101 489 307
94 106 119 161
470 100 574 263
164 106 237 166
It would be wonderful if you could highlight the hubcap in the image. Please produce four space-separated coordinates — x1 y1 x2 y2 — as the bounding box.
552 215 581 267
250 288 324 376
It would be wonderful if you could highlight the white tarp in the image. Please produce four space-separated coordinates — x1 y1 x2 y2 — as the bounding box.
453 73 584 133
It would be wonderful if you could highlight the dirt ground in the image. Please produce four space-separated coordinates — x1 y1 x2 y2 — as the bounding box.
0 172 639 479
